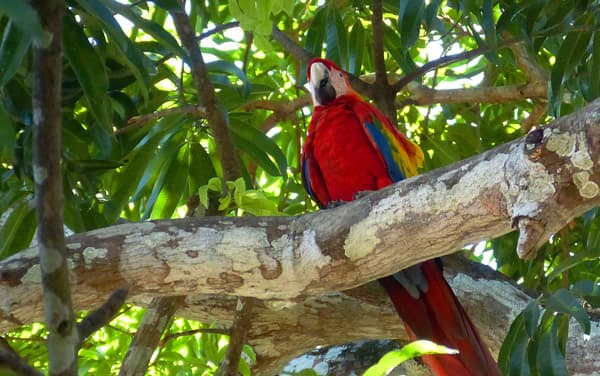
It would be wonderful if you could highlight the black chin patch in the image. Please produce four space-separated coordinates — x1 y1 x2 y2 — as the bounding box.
316 81 337 106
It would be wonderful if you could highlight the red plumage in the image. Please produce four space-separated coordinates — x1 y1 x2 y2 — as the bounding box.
302 58 500 375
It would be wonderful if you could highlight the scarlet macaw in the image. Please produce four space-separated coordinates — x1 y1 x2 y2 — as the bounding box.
301 58 500 376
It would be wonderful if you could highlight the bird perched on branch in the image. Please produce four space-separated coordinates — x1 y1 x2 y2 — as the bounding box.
301 57 500 376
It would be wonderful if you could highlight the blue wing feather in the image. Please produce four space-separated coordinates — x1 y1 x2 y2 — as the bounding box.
363 121 407 183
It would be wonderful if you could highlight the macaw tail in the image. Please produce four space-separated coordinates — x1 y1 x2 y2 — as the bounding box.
379 260 501 376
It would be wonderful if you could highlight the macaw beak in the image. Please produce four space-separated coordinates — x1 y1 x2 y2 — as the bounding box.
309 62 336 106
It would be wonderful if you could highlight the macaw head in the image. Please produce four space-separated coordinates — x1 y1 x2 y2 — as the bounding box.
306 58 357 107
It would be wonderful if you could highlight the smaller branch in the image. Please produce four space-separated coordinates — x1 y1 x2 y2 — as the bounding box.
0 348 43 376
218 297 254 376
271 26 313 65
242 32 253 74
242 96 310 114
171 7 241 181
199 21 240 40
118 105 206 135
159 327 231 347
392 46 490 91
522 102 547 133
119 296 184 376
508 39 548 83
77 288 128 346
401 82 547 106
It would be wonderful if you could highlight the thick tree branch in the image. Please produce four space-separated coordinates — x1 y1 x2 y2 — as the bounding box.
2 99 600 373
1 97 598 300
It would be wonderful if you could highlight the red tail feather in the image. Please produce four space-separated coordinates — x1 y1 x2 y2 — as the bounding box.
379 260 501 376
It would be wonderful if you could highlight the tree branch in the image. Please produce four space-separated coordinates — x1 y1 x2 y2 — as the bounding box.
118 296 183 376
170 7 241 181
78 288 128 346
401 82 547 106
31 0 78 374
218 297 254 376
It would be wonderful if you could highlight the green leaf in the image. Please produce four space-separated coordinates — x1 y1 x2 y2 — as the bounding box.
535 315 567 376
101 0 190 62
305 6 327 57
549 14 594 116
206 61 250 97
0 2 48 45
239 191 280 216
398 0 425 51
498 312 531 376
63 12 112 133
325 4 348 68
570 280 600 297
482 0 497 50
0 105 16 160
150 143 191 219
230 119 287 178
364 340 458 376
348 21 364 75
75 0 153 99
523 300 541 339
0 202 36 259
547 247 600 282
0 20 32 86
141 132 184 220
546 288 590 335
106 113 186 221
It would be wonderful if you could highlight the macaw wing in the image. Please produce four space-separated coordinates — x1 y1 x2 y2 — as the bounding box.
354 101 424 183
301 134 330 208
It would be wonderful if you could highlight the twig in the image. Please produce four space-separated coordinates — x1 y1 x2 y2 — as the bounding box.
199 21 240 40
159 327 231 347
78 288 129 346
118 105 206 135
392 45 489 91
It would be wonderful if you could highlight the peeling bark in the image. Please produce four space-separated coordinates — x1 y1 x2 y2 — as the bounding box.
2 99 600 374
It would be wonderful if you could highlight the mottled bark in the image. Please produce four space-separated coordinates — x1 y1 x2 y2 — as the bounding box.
30 0 78 374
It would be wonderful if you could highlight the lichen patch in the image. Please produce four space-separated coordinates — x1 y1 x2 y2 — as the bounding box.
22 264 42 284
546 131 576 156
82 247 108 267
573 171 600 198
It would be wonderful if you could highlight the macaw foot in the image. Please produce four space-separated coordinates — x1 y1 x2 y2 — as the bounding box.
353 190 374 200
326 200 348 208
